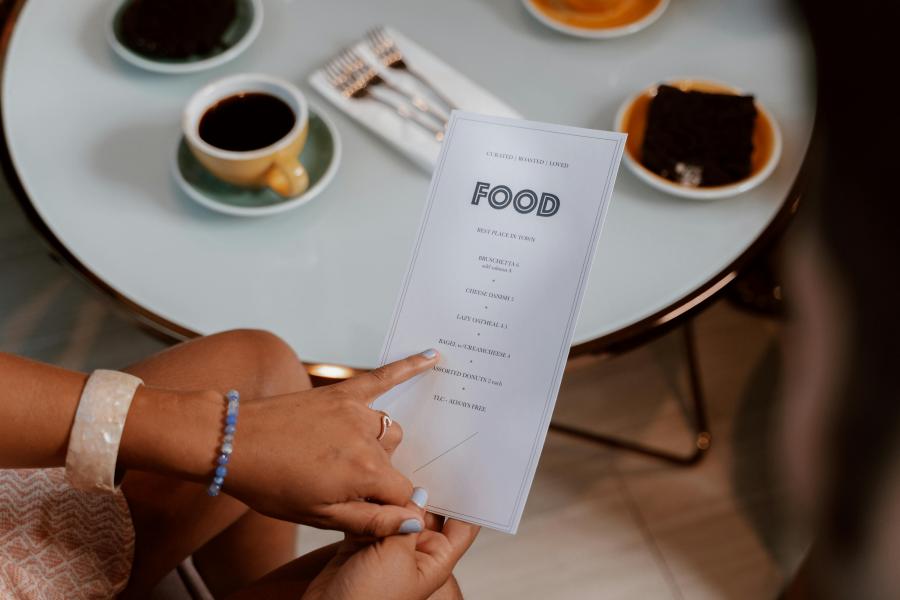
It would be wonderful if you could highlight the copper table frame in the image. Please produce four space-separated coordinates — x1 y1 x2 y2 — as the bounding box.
0 0 805 466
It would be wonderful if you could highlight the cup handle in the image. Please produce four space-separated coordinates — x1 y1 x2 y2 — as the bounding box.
264 155 309 198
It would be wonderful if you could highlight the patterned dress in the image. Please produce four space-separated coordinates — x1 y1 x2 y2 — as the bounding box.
0 468 134 599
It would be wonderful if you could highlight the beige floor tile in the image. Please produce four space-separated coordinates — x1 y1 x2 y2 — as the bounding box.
614 420 786 600
455 436 676 600
602 305 794 600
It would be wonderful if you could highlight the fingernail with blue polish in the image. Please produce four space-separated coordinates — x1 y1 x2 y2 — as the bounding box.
411 487 428 508
399 518 423 534
421 348 438 359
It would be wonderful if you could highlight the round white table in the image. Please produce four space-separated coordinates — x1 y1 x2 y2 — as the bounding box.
1 0 814 372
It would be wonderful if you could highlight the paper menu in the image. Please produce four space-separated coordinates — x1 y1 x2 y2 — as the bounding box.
374 111 625 533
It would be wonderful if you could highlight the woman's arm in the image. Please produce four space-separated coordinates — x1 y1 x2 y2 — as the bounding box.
0 349 438 538
0 351 218 476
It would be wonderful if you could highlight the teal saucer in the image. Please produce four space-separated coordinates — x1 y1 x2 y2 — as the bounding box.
107 0 263 74
173 108 341 217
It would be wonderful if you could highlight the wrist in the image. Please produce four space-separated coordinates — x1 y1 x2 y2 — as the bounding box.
119 386 222 482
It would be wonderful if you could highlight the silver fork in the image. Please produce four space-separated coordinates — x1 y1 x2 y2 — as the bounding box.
324 56 445 141
338 48 448 124
367 27 458 113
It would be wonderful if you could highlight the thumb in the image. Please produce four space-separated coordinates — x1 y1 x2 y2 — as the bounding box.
325 492 426 538
376 488 429 553
411 518 480 593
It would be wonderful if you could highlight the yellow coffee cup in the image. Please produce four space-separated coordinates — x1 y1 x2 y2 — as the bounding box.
183 74 310 198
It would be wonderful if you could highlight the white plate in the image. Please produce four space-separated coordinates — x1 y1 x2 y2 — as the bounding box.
106 0 263 75
521 0 669 39
614 78 783 200
172 106 342 217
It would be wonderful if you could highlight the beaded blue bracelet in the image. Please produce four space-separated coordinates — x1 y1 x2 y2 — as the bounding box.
207 389 239 497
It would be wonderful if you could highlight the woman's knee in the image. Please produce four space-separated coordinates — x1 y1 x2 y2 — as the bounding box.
207 329 311 397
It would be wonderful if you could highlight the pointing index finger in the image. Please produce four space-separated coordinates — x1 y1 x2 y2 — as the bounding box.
341 349 439 401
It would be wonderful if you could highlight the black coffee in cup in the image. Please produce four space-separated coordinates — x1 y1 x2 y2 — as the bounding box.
199 93 295 152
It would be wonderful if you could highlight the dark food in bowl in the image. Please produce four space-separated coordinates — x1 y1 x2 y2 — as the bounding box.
119 0 238 60
641 85 758 187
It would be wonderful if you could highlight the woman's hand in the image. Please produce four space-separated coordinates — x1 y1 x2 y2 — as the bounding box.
302 492 480 600
223 350 439 537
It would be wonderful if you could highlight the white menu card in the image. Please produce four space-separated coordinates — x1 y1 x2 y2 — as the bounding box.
375 111 626 533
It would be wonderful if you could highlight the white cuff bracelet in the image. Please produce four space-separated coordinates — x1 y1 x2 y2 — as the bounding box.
65 369 144 494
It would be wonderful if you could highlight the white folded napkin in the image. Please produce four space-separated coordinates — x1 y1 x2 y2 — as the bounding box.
309 27 522 172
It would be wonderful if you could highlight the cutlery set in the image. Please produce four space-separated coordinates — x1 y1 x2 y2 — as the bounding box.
324 27 454 141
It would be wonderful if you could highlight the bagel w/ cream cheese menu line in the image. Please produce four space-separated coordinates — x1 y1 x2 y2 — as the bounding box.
375 111 626 534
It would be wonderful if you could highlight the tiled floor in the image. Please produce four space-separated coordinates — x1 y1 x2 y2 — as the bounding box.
2 177 806 598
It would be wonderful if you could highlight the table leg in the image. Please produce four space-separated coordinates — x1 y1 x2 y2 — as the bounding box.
549 321 712 467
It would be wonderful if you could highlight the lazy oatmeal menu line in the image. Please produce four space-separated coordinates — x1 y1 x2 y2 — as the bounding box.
375 111 625 534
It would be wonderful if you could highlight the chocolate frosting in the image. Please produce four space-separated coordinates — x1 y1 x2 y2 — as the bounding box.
642 85 758 187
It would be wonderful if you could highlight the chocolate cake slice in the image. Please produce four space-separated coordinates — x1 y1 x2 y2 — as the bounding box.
120 0 238 60
641 85 758 187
